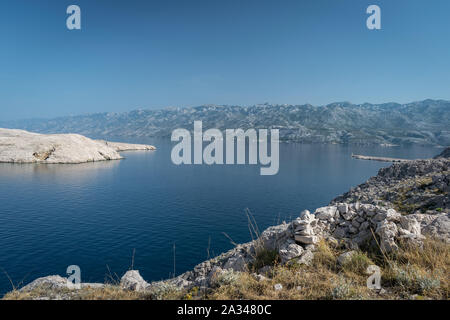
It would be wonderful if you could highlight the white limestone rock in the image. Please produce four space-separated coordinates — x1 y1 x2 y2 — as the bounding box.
421 214 450 242
343 210 357 221
259 222 293 251
337 203 349 215
274 283 283 291
315 206 337 221
0 128 155 164
295 250 315 266
297 210 316 223
295 235 319 244
20 275 69 292
296 224 315 236
399 216 422 236
376 221 399 252
120 270 150 292
222 253 248 272
279 243 304 263
374 208 401 223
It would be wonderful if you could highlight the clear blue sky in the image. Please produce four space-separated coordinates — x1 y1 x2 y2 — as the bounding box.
0 0 449 120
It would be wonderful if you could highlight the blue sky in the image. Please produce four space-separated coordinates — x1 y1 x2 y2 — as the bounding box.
0 0 449 120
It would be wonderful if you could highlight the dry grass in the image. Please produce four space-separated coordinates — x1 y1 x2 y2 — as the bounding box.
3 285 151 300
381 238 449 299
3 239 449 300
248 249 280 271
208 240 374 300
206 238 449 300
3 284 186 300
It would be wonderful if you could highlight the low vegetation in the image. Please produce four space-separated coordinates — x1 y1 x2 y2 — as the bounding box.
207 238 449 300
4 238 448 300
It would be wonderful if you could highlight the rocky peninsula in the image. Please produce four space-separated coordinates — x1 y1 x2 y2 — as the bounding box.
0 128 155 164
3 148 449 300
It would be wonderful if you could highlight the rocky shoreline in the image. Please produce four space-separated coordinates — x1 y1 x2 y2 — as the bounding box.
4 148 449 300
0 128 155 164
332 157 449 214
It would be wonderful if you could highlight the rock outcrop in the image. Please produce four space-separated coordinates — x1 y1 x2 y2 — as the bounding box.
120 270 150 292
332 158 449 214
0 128 155 164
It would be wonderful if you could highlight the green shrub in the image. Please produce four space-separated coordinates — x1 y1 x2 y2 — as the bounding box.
249 249 280 271
392 264 441 295
330 279 352 299
342 252 373 275
211 269 240 288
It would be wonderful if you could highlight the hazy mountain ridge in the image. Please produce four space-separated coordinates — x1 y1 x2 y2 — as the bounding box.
2 99 449 146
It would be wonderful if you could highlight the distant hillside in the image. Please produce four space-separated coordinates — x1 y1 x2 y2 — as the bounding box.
2 99 449 146
435 147 450 159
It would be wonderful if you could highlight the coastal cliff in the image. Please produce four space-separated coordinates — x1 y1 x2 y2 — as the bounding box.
0 128 155 164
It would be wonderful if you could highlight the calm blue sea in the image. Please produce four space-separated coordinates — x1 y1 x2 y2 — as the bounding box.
0 139 439 294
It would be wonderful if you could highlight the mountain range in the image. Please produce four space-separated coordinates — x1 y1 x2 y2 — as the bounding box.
2 99 449 146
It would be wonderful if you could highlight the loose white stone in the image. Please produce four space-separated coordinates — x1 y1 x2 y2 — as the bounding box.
274 283 283 291
315 206 337 220
295 235 319 244
279 243 304 263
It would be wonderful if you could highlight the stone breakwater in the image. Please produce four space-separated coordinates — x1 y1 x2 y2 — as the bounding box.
18 202 449 297
0 128 155 164
351 154 411 162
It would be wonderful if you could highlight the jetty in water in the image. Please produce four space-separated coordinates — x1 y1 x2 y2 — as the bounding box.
351 153 411 163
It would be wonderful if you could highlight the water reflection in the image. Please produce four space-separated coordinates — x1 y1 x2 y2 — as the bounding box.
0 160 120 183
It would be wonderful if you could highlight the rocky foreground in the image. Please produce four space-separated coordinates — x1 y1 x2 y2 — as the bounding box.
0 128 155 164
4 148 449 300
